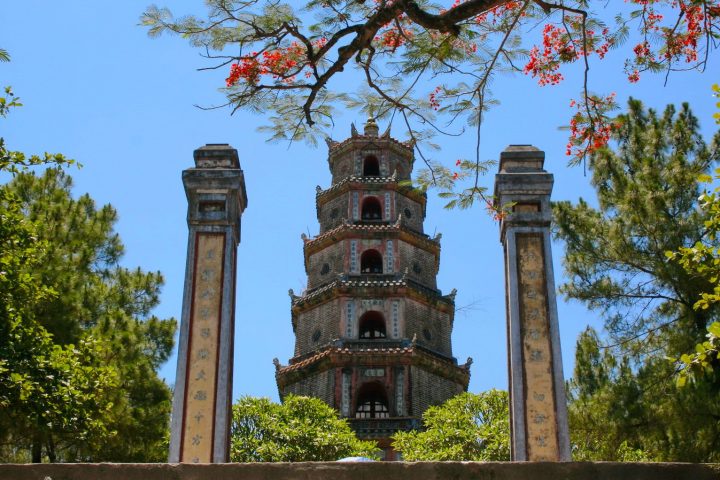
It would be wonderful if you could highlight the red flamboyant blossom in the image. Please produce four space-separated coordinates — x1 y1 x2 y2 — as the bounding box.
623 0 719 82
429 86 442 111
566 93 619 158
523 19 613 87
225 38 327 87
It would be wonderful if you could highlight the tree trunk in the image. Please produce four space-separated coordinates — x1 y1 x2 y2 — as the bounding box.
31 434 42 463
46 435 56 463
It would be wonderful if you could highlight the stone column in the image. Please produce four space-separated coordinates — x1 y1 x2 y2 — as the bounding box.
493 145 570 461
169 144 248 463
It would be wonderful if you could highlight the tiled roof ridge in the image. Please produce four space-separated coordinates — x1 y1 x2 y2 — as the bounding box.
316 173 400 199
291 273 452 308
304 219 437 249
327 134 413 155
276 343 468 375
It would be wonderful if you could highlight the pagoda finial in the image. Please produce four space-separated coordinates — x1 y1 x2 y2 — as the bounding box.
364 116 379 137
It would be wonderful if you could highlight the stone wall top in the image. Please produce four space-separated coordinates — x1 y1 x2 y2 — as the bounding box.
1 461 718 480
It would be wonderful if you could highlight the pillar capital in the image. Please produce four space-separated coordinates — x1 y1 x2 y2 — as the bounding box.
494 145 553 242
182 144 248 244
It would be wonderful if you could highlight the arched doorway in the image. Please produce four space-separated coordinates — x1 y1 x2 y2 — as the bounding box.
355 382 390 419
359 311 386 339
361 196 382 220
360 249 383 274
363 155 380 176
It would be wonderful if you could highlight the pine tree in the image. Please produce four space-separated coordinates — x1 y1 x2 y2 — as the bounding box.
0 169 176 462
555 99 720 461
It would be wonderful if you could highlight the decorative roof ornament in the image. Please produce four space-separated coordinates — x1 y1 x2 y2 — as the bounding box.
351 122 359 137
448 288 457 301
364 116 379 137
381 122 391 138
316 185 323 194
301 233 308 240
273 357 282 371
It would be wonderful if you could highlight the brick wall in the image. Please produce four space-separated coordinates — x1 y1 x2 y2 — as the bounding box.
318 194 349 233
330 152 355 185
396 193 424 233
281 368 335 406
329 145 414 185
294 299 341 356
409 366 465 417
398 240 437 289
404 299 452 356
307 242 345 290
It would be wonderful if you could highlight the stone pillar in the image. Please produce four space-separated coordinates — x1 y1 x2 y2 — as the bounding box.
169 144 248 463
493 145 570 461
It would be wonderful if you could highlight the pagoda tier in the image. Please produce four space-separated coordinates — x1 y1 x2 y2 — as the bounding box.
275 119 470 460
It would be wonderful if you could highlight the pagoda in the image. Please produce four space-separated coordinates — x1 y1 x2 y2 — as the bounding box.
275 118 471 460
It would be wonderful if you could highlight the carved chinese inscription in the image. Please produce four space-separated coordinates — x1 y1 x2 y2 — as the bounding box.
516 234 559 461
181 233 225 462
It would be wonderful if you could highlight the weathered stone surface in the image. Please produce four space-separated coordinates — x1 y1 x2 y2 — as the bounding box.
494 145 570 461
169 144 247 463
1 461 718 480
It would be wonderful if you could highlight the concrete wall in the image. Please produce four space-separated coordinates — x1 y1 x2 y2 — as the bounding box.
1 462 718 480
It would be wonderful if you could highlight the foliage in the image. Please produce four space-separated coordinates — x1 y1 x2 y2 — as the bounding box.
0 185 117 462
556 99 720 461
567 328 652 461
230 395 378 462
568 327 720 462
554 98 719 358
0 169 177 462
392 390 509 461
668 167 720 385
142 0 720 208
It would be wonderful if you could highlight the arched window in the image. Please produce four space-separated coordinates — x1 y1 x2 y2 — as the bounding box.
363 155 380 176
359 311 387 339
355 382 390 419
360 249 383 274
361 197 382 220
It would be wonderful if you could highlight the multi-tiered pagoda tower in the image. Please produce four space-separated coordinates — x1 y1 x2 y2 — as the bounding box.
275 119 471 460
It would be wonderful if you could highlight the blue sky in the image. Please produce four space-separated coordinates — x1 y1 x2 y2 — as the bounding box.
2 1 719 402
